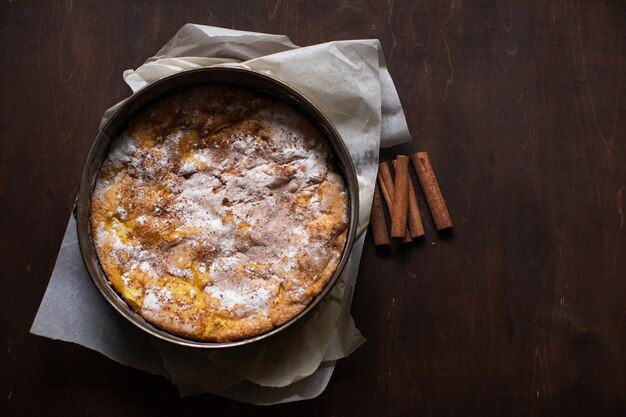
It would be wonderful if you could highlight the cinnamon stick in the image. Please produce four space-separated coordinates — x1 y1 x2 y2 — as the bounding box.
390 155 410 237
393 159 425 238
411 152 453 230
377 166 394 209
378 163 395 200
377 163 411 243
370 183 390 246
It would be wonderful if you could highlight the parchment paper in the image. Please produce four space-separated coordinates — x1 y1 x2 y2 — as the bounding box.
31 24 410 404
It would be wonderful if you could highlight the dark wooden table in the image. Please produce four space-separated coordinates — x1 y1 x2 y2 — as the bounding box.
1 1 625 415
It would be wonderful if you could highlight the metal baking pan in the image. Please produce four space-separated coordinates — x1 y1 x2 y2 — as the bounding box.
75 67 359 348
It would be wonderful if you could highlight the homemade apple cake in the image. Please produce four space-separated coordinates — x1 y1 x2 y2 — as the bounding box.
90 86 349 342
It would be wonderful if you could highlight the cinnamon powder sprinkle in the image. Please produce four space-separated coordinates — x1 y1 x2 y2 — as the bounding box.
90 86 349 342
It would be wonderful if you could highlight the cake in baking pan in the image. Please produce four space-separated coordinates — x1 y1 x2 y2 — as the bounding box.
90 86 349 342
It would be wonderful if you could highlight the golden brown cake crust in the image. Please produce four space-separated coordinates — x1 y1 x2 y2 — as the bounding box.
90 86 349 342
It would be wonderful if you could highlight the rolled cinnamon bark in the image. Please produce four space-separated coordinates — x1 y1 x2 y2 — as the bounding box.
377 166 394 208
377 163 412 243
411 152 453 230
391 155 410 237
378 163 395 199
393 159 425 238
370 183 390 246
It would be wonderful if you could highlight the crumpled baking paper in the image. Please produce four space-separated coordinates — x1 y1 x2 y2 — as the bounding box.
31 24 410 405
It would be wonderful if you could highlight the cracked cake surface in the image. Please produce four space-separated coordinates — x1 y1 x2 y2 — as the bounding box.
90 86 349 342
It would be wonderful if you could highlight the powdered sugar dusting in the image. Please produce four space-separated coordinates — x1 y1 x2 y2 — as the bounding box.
142 288 162 311
91 86 349 341
204 285 275 316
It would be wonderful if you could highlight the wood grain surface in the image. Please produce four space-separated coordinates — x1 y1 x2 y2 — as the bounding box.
1 0 625 415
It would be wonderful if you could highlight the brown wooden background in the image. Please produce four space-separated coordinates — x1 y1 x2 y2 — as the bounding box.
1 1 625 416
